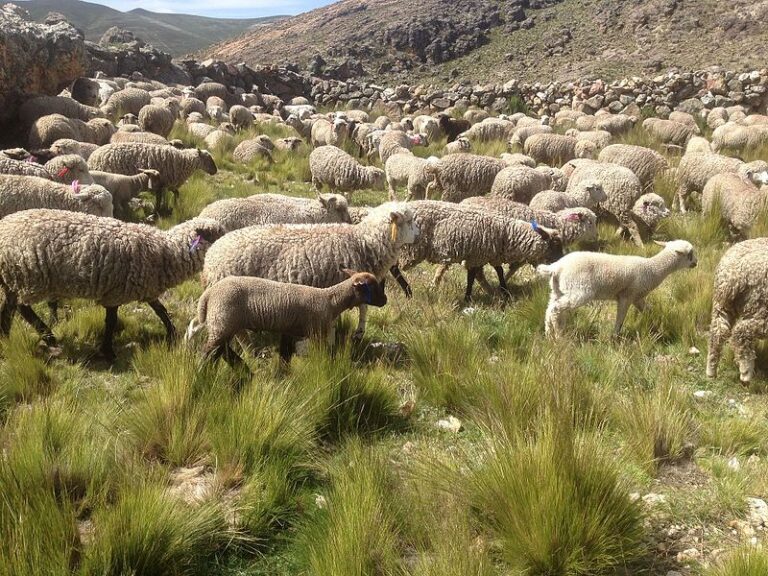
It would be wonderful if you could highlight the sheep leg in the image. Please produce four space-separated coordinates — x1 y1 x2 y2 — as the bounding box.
147 300 177 343
471 267 496 297
390 265 413 298
431 264 450 287
613 298 631 334
544 298 568 339
48 301 59 325
387 181 398 202
706 307 732 379
494 266 511 298
633 298 647 312
100 306 119 360
279 335 296 363
0 290 17 336
464 267 480 302
503 263 523 284
18 305 57 346
623 217 645 247
730 319 765 384
353 305 367 339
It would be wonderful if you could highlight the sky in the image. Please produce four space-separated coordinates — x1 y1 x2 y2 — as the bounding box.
91 0 334 18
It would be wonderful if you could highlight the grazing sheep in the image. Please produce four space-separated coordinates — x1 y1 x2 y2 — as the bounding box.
311 118 350 148
675 153 768 213
0 175 113 218
685 136 712 154
643 118 696 146
554 110 587 128
202 203 418 337
285 114 314 141
463 109 490 124
597 144 669 190
101 88 152 117
462 196 598 246
88 143 217 211
707 107 729 130
90 169 161 218
701 167 768 237
565 129 613 151
188 271 387 366
460 118 516 143
627 193 671 242
385 153 439 201
425 153 509 203
111 130 174 146
490 165 566 204
232 137 274 164
180 98 206 119
0 154 51 179
594 114 637 136
195 82 233 105
309 145 385 197
187 123 217 140
669 111 700 131
138 104 175 138
529 180 606 212
707 238 768 384
568 162 646 246
438 114 471 143
377 131 427 164
204 124 236 150
509 124 553 148
413 115 441 142
28 114 80 149
399 200 563 300
0 210 223 359
538 240 697 338
274 137 303 152
199 193 351 232
444 136 472 155
19 96 103 126
50 139 99 160
524 133 596 165
228 105 254 131
499 153 536 167
711 123 768 153
44 154 94 185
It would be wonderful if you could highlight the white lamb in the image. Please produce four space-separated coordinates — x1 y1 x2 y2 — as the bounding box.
538 240 697 338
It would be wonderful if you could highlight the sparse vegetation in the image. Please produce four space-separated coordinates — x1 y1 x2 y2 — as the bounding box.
1 118 767 576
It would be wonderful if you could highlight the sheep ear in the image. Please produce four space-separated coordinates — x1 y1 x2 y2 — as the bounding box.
654 240 667 247
341 268 356 278
390 210 404 225
318 194 329 206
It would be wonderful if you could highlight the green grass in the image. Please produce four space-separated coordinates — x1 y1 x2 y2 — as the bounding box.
0 115 767 575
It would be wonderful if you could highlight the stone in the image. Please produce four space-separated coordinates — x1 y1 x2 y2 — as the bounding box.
747 497 768 527
0 4 87 131
436 415 463 433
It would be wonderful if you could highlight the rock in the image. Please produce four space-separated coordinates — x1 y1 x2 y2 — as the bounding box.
676 548 701 563
747 497 768 527
693 390 713 400
0 4 87 131
688 346 701 355
727 457 740 471
314 494 327 509
436 415 463 433
642 493 668 506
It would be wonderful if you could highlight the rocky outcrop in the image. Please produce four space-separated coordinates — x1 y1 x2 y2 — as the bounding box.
0 4 86 125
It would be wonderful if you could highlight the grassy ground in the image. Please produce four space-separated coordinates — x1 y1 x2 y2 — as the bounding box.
2 120 768 576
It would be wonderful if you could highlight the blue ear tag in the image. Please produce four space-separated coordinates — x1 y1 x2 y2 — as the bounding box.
530 219 539 232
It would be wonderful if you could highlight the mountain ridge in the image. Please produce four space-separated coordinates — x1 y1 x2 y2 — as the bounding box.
207 0 768 85
8 0 286 56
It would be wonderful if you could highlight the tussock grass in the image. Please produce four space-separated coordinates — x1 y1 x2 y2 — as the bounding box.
708 546 768 575
465 419 646 575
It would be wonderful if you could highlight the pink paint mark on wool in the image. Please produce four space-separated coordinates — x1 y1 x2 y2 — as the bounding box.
71 180 81 193
189 234 202 254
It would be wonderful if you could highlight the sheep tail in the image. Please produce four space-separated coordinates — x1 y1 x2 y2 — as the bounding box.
536 264 562 297
184 289 210 342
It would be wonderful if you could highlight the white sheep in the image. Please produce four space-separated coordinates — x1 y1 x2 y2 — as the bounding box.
425 153 509 203
597 144 670 189
198 193 351 232
707 238 768 384
529 180 606 212
642 118 695 146
309 145 385 197
538 240 697 338
524 133 596 165
0 209 223 358
385 153 440 201
0 175 113 218
202 203 418 337
490 165 565 204
711 122 768 153
187 271 387 366
444 136 472 155
89 169 161 218
701 166 768 237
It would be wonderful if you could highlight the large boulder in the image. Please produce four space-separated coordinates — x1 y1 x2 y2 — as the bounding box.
0 4 86 126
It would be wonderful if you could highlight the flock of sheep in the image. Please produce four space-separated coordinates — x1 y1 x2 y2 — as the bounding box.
1 72 768 384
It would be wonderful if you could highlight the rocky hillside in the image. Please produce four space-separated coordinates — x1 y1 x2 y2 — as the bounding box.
209 0 768 84
11 0 285 56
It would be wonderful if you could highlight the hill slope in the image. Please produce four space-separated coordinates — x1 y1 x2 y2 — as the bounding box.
11 0 285 56
208 0 768 84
